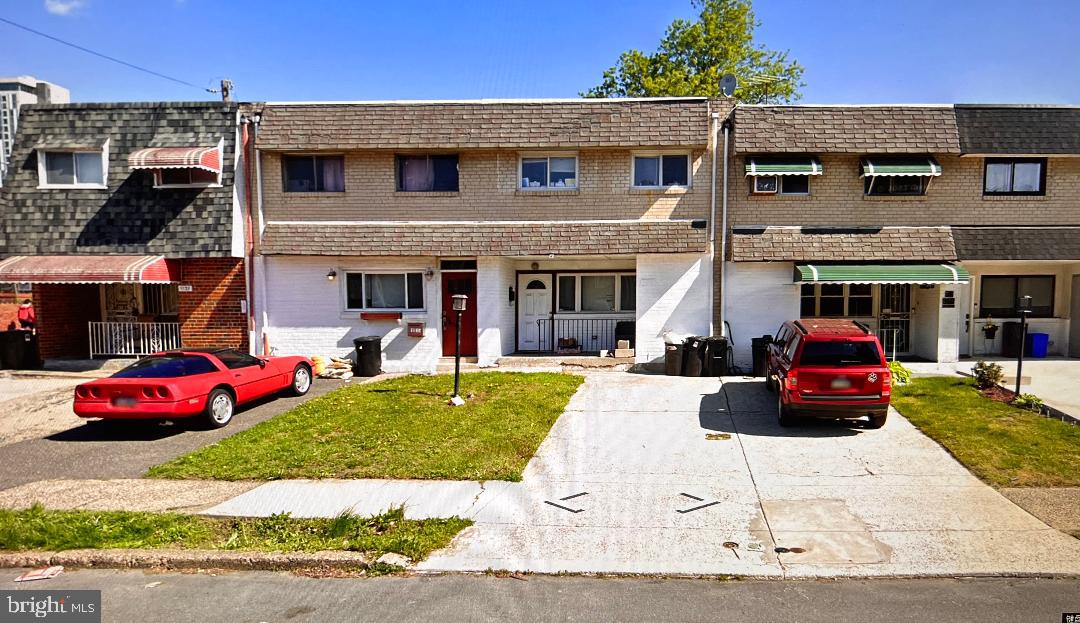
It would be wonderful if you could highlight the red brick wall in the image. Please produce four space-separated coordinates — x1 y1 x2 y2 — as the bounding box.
178 258 248 351
32 284 102 359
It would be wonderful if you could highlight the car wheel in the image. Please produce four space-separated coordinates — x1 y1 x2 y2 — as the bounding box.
777 393 797 427
867 412 887 429
289 364 312 397
204 388 235 429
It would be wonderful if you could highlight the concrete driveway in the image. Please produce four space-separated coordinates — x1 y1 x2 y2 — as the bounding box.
418 373 1080 577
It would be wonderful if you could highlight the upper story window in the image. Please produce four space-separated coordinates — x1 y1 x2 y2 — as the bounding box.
632 154 689 188
37 140 109 189
282 155 345 192
745 157 820 196
862 157 941 196
521 155 577 190
984 158 1045 196
129 143 223 189
156 168 219 187
344 271 424 311
396 155 458 192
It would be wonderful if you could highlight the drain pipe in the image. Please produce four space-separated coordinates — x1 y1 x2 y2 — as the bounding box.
708 108 720 337
718 116 732 339
252 111 269 356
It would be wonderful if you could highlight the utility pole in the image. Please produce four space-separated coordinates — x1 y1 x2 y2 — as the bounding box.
219 79 233 102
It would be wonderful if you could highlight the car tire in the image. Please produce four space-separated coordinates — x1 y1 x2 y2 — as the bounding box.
777 394 797 427
867 412 888 429
204 388 235 429
288 364 312 397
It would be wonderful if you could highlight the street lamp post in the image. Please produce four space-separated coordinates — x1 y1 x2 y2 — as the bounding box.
1015 295 1032 397
451 294 468 403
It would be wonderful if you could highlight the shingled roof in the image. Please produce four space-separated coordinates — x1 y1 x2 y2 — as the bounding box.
954 105 1080 155
730 226 957 262
261 221 706 256
734 105 961 154
257 99 713 150
952 227 1080 260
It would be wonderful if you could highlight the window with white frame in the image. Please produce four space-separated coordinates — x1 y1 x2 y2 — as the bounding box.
37 142 108 188
520 155 577 189
632 154 689 188
753 175 809 195
800 283 873 317
343 271 424 311
556 273 635 313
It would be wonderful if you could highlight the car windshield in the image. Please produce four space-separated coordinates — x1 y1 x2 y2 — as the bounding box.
112 355 218 378
798 341 882 366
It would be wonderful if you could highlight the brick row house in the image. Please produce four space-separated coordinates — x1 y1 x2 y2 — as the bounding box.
0 102 254 359
250 98 728 371
721 104 1080 367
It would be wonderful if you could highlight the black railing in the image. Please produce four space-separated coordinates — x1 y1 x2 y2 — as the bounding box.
534 318 632 353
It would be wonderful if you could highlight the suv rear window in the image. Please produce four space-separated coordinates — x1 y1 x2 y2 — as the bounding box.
113 355 218 378
798 341 882 366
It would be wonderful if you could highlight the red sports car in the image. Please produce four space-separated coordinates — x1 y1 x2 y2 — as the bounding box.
73 349 313 428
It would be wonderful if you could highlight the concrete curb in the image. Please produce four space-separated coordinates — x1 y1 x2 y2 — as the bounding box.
0 549 373 572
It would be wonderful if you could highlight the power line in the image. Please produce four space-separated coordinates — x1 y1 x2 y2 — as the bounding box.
0 16 206 91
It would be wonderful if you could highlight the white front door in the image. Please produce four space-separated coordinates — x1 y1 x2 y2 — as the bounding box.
518 274 552 351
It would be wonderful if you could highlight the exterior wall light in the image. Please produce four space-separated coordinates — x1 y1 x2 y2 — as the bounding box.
326 269 337 281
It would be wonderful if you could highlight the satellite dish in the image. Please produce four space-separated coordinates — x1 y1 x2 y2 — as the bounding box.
720 73 738 97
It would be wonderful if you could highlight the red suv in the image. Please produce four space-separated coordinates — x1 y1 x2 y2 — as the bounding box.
766 319 891 428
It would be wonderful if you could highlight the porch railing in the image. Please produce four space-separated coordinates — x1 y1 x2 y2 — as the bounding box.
535 318 630 353
88 322 182 358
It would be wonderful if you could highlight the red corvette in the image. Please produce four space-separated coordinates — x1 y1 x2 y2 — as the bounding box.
73 349 313 428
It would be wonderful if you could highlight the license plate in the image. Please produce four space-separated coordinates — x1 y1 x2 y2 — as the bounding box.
830 377 852 390
112 396 137 407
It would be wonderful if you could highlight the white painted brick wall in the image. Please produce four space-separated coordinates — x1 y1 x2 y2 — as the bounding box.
476 256 516 366
724 262 799 370
635 253 712 364
263 256 441 373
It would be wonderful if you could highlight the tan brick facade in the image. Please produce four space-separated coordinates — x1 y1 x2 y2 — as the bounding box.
260 149 710 224
727 153 1080 228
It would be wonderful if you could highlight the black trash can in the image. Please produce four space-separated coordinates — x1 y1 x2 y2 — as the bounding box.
0 332 18 370
682 337 705 377
664 342 684 376
1002 321 1024 358
704 336 730 376
17 331 40 370
750 335 772 377
352 335 382 377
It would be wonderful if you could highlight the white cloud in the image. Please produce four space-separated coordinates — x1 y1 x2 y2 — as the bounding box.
44 0 85 16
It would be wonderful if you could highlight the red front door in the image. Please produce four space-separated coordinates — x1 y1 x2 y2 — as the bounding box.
442 272 478 356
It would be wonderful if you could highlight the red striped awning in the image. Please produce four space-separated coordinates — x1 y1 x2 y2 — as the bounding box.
0 256 181 284
128 146 221 173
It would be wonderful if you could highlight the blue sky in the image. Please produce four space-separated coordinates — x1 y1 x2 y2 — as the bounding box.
3 0 1079 104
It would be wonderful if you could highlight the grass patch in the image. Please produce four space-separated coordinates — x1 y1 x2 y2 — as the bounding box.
148 372 583 481
0 505 469 561
893 376 1080 487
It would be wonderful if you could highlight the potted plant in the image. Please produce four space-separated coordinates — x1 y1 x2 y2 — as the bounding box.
982 316 999 340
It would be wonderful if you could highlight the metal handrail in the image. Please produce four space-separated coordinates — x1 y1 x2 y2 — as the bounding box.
534 317 629 353
88 321 182 358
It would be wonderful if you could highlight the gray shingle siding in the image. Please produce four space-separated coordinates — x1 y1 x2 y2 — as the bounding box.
0 101 239 258
954 105 1080 155
952 227 1080 260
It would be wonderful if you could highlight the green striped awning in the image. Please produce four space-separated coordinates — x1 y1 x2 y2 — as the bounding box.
745 157 823 176
860 157 942 177
794 263 970 284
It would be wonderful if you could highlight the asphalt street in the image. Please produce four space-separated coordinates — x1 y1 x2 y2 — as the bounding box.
13 569 1080 623
0 378 339 488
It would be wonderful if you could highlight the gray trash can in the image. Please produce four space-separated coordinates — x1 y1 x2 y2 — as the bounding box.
682 337 705 377
665 342 684 376
751 335 772 377
352 335 382 377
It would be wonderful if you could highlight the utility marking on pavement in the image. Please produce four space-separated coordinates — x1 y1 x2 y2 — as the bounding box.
544 492 588 513
676 500 721 514
679 493 705 502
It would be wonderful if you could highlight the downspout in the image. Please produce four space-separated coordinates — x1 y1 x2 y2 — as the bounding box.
253 111 269 356
240 114 256 353
708 107 720 337
718 115 732 338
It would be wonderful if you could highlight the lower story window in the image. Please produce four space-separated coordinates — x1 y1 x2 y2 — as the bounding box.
801 283 873 317
979 275 1053 317
344 272 424 311
556 273 635 312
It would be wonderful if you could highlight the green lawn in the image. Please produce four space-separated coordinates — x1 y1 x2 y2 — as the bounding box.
893 376 1080 487
148 372 584 481
0 505 469 562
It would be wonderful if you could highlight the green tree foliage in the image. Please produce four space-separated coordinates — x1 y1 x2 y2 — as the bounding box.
583 0 804 102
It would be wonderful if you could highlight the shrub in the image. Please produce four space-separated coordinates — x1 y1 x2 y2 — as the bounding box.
1013 393 1046 413
972 361 1004 389
888 360 912 385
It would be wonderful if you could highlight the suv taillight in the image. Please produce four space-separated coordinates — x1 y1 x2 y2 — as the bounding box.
882 370 892 396
784 370 798 391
